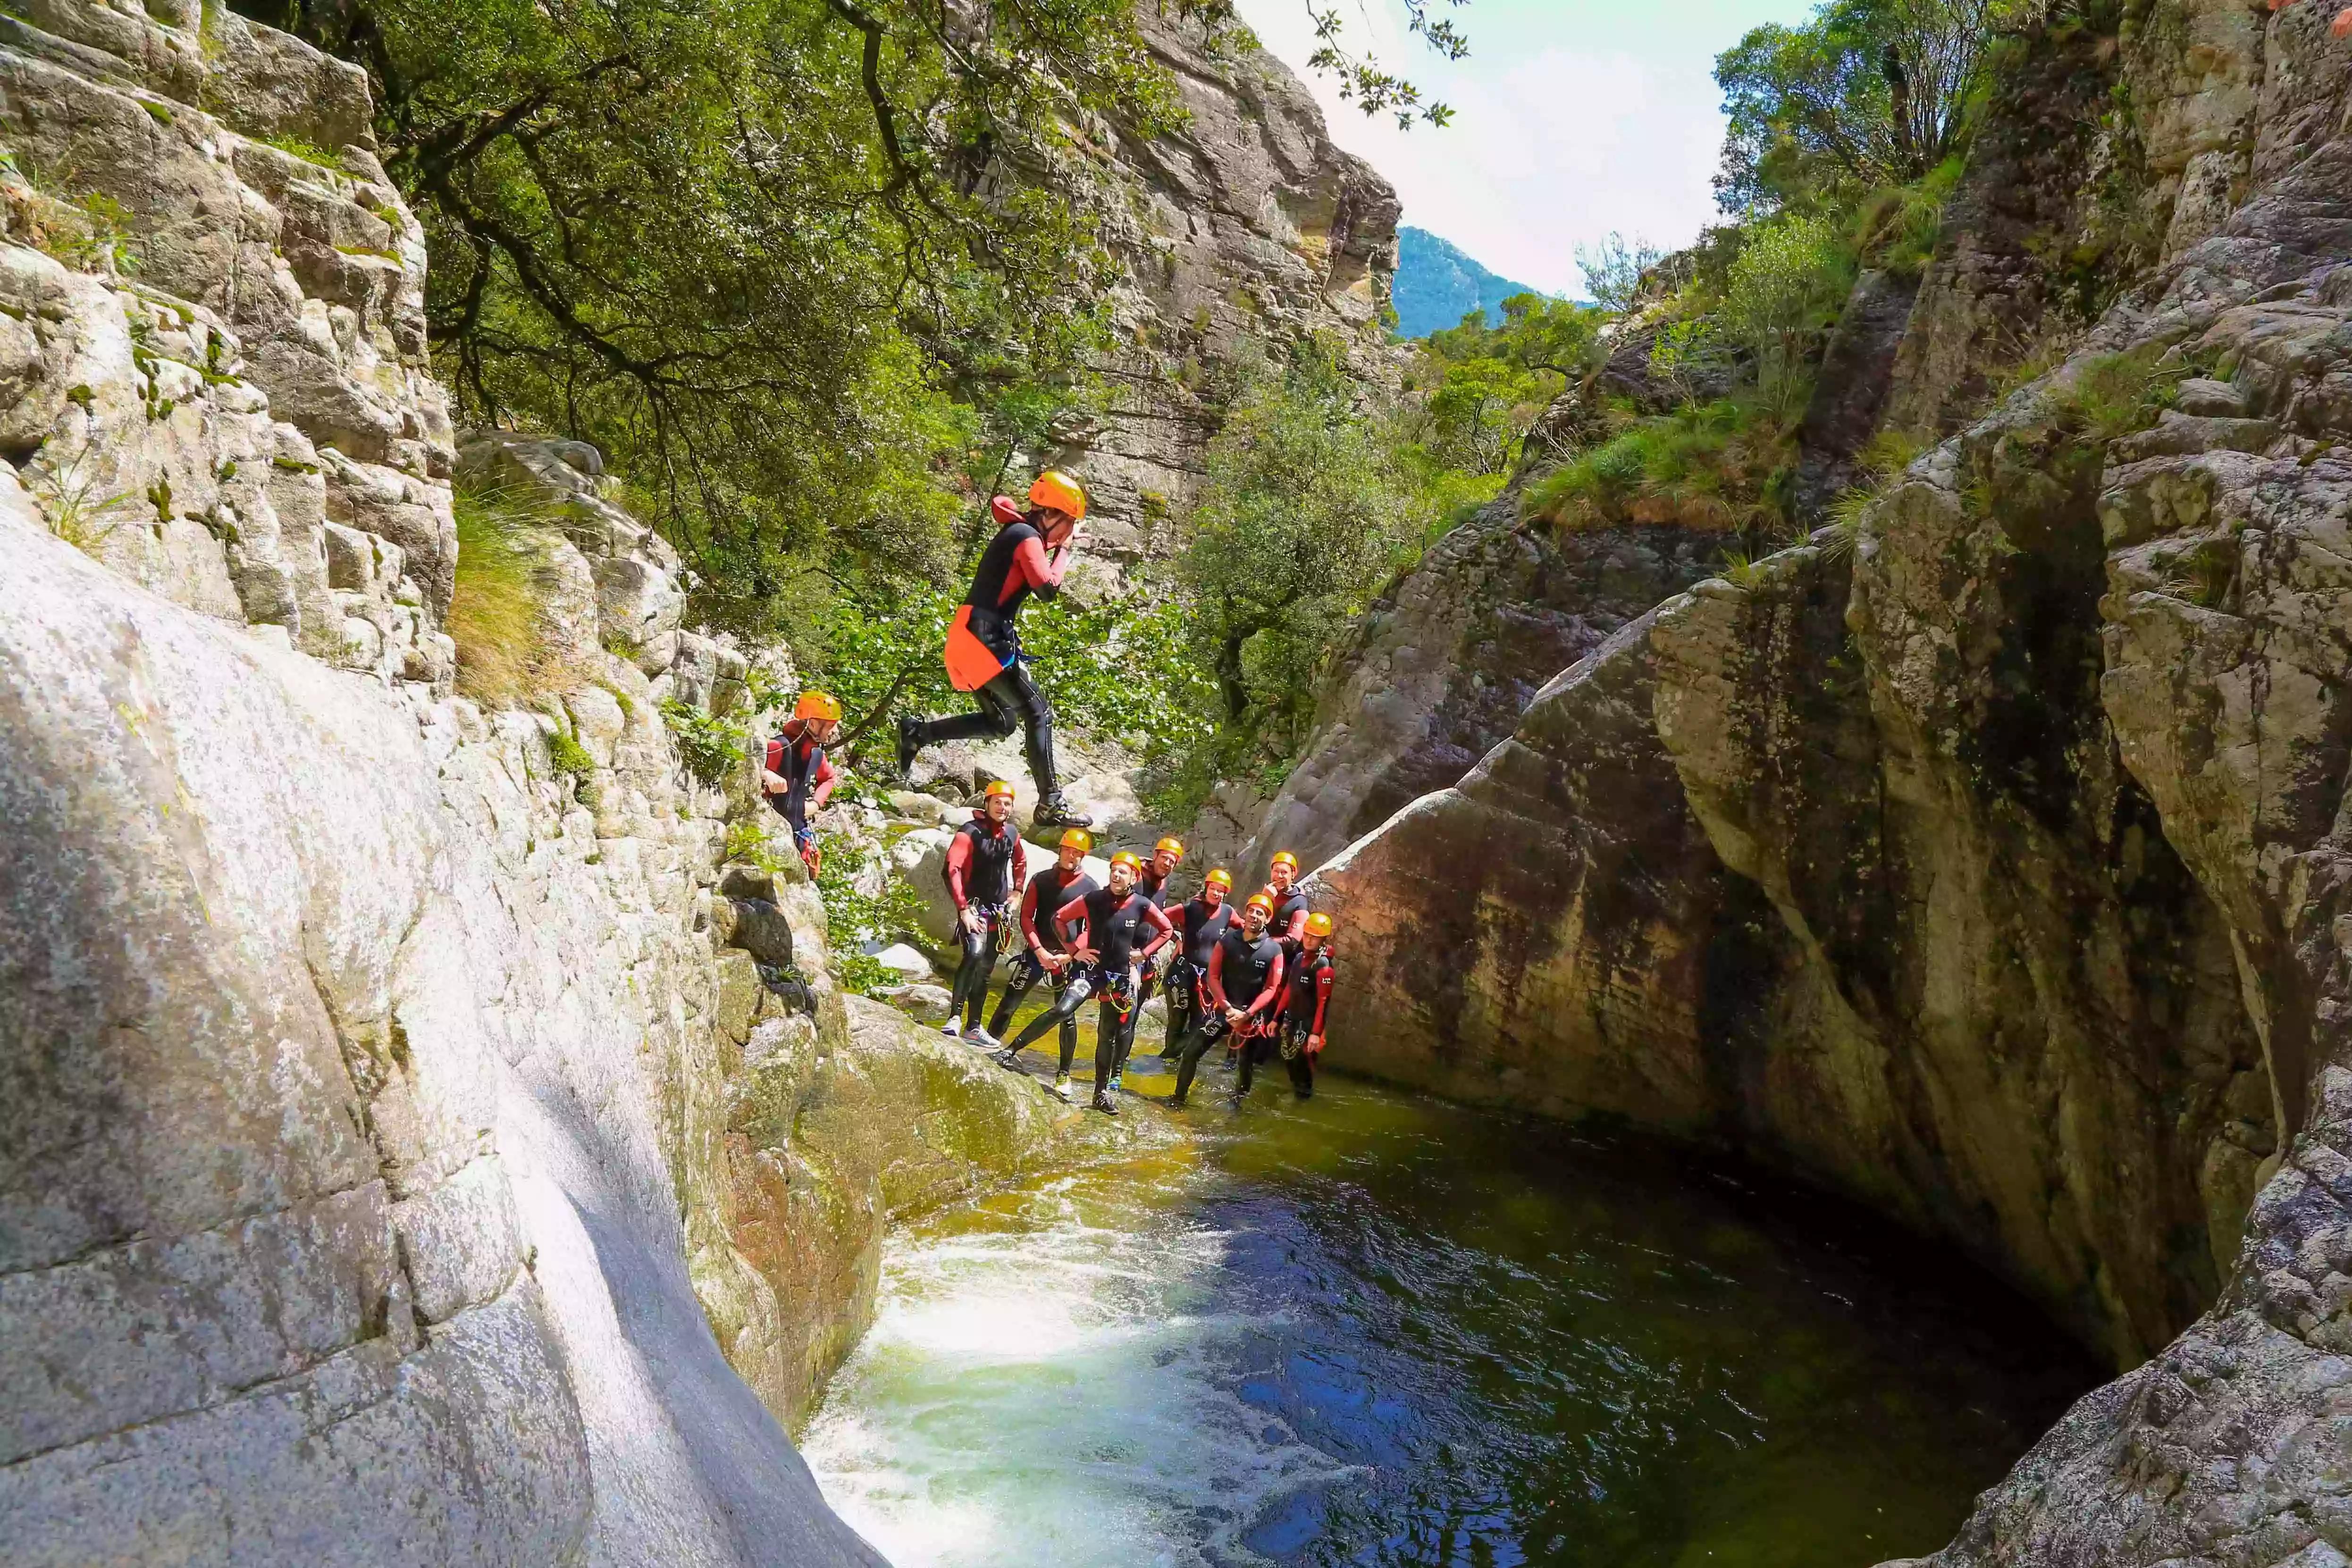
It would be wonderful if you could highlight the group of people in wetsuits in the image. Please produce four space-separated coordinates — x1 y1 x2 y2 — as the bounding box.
932 788 1337 1114
763 466 1342 1115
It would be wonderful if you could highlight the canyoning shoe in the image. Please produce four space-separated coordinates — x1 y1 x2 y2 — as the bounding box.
968 1025 1001 1050
1108 1068 1125 1094
1051 1073 1074 1102
1168 1093 1187 1109
1031 793 1093 830
993 1047 1025 1073
1092 1091 1119 1116
941 1018 962 1040
895 714 923 779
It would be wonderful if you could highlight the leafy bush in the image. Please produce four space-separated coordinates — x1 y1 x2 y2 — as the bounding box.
447 486 553 705
546 729 596 781
1716 213 1855 411
812 832 935 997
662 698 746 789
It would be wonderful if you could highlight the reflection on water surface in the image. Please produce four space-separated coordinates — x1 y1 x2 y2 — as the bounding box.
806 1057 2094 1568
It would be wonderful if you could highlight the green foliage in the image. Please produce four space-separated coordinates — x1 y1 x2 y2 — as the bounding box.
23 441 130 555
447 486 552 705
546 728 596 781
812 831 933 995
1523 397 1800 537
259 133 343 170
1850 155 1965 278
1406 293 1603 475
662 699 747 789
2045 347 2180 442
1715 212 1855 412
1715 0 1998 215
1177 336 1461 760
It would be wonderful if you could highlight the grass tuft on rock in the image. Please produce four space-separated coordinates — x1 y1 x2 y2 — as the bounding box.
448 486 552 706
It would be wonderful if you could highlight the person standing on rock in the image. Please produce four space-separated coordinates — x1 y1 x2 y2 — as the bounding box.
1169 891 1285 1110
984 828 1099 1058
897 471 1096 829
1161 868 1234 1062
941 780 1025 1047
761 690 840 877
1268 912 1336 1101
1108 835 1185 1090
995 851 1174 1113
1261 851 1311 962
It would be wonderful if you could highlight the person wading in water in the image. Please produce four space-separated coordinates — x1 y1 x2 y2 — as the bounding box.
984 828 1098 1060
1160 869 1234 1063
996 851 1173 1112
1266 912 1336 1101
897 470 1096 829
1107 835 1184 1092
761 690 840 878
941 780 1025 1047
1170 891 1285 1109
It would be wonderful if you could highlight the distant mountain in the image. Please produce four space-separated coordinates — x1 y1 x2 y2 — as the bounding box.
1392 227 1548 339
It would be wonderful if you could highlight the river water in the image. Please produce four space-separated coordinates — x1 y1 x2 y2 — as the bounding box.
804 1053 2095 1568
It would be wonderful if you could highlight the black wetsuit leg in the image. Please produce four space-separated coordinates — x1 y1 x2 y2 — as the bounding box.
907 662 1060 799
987 953 1042 1039
1282 1024 1315 1098
1162 964 1196 1058
1172 1014 1228 1104
947 916 998 1031
1236 1031 1273 1096
1009 966 1095 1071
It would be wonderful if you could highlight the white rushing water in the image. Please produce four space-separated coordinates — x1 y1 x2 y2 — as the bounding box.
802 1159 1356 1568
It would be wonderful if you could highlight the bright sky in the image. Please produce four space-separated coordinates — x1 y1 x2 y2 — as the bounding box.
1232 0 1821 296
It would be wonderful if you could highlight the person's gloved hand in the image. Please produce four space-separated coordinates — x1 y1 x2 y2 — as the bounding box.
795 831 822 878
1306 1034 1323 1057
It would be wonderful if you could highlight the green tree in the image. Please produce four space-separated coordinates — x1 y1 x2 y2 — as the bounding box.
1179 337 1434 750
1575 232 1664 314
1714 0 1997 214
1409 293 1600 474
1715 213 1854 410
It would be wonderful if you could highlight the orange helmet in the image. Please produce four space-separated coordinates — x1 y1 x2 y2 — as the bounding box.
1270 851 1299 872
793 690 843 723
1058 828 1093 852
1305 912 1334 938
1244 892 1276 917
1155 836 1185 859
1109 851 1142 874
983 779 1016 800
1029 469 1089 520
1205 868 1234 891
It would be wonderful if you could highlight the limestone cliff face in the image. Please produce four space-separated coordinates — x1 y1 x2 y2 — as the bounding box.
1309 3 2352 1560
1050 8 1401 590
0 5 1152 1561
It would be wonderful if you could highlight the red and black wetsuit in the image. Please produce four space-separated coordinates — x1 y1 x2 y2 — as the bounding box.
903 509 1073 802
1173 925 1284 1105
1162 894 1232 1056
986 864 1098 1052
1275 944 1335 1098
763 720 836 849
942 813 1026 1033
1005 887 1173 1087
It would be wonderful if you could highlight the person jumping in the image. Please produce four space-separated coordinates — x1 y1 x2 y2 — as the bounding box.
984 828 1098 1059
995 851 1173 1112
1160 868 1234 1062
897 470 1095 829
941 780 1025 1046
1271 912 1336 1101
1107 835 1184 1091
1170 891 1285 1109
761 690 840 878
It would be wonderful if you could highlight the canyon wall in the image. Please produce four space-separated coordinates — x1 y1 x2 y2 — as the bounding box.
0 5 1149 1562
1303 3 2352 1560
1050 7 1402 593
